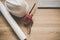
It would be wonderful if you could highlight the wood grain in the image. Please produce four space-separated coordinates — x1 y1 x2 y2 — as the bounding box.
0 0 60 40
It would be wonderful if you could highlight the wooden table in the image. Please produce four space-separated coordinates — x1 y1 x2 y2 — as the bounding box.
0 0 60 40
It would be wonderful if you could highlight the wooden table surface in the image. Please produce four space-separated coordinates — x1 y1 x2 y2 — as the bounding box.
0 0 60 40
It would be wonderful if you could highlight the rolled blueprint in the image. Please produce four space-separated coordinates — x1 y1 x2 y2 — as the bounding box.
0 1 26 40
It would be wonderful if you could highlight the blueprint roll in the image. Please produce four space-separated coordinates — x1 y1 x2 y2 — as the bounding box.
0 1 26 40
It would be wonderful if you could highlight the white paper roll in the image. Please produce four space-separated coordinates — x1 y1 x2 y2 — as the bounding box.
0 1 26 40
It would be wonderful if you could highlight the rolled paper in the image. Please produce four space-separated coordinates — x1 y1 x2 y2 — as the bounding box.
0 1 26 40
